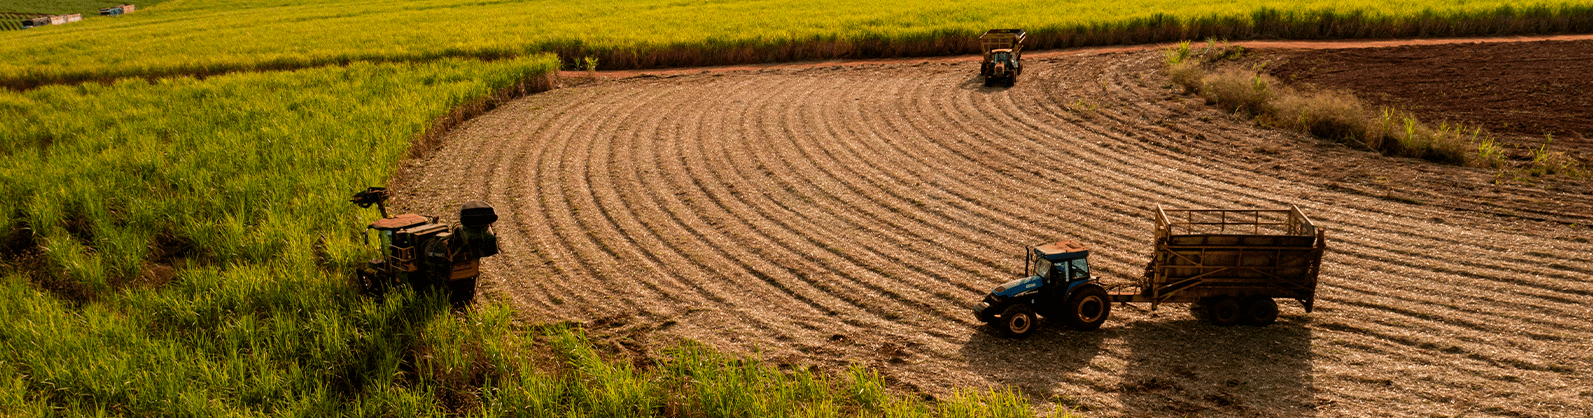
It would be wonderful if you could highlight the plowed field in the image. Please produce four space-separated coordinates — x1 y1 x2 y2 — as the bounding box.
393 49 1593 416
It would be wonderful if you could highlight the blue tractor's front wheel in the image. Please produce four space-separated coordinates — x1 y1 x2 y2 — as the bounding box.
999 303 1039 339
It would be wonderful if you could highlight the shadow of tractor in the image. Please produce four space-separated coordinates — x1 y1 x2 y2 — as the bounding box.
959 319 1107 396
961 308 1317 416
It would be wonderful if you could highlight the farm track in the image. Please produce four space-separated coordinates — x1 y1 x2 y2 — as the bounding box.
397 50 1593 416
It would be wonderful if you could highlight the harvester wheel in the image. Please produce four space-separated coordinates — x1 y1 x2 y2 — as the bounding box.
1064 284 1111 331
356 269 382 296
448 277 477 306
982 78 993 87
1206 297 1243 326
999 304 1039 339
1242 297 1279 326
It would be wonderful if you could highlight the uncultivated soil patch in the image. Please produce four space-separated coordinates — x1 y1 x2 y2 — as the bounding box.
1263 39 1593 164
395 48 1593 417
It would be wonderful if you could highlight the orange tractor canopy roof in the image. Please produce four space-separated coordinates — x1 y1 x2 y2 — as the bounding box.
1034 240 1089 261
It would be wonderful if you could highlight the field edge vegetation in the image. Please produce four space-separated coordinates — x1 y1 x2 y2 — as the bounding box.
8 2 1593 90
1161 40 1585 179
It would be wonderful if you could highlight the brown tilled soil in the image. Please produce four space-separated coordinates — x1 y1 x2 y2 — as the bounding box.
393 46 1593 417
1263 39 1593 165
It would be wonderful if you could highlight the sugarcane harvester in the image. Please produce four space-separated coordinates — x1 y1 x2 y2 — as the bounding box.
980 29 1026 87
350 187 500 305
974 206 1327 338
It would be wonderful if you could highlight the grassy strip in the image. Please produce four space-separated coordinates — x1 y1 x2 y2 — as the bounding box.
1162 40 1584 177
0 273 1071 416
5 1 1593 89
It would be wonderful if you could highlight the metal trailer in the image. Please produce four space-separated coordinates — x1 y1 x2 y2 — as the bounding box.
978 29 1026 87
1111 205 1326 324
974 205 1327 338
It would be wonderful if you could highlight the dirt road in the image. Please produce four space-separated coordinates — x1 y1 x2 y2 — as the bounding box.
394 47 1592 416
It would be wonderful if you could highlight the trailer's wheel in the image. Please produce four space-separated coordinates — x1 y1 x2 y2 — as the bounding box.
999 304 1039 339
1189 300 1208 321
1206 297 1243 326
1242 297 1279 326
448 277 477 307
982 78 993 87
1064 284 1111 331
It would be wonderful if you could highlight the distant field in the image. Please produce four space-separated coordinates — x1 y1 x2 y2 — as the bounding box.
3 0 1593 88
0 0 166 15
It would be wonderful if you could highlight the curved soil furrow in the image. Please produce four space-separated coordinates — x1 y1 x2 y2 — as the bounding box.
622 80 853 327
666 75 928 340
405 49 1593 415
533 86 664 317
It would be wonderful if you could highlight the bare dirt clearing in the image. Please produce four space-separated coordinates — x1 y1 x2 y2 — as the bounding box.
1265 39 1593 164
395 49 1593 416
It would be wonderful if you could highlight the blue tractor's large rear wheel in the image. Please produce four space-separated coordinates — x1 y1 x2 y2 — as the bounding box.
1063 284 1110 331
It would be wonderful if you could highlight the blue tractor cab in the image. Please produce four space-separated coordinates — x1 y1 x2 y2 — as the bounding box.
974 240 1111 337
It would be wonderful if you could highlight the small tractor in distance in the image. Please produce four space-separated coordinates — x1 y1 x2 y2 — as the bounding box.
979 29 1026 87
350 187 500 305
975 206 1327 338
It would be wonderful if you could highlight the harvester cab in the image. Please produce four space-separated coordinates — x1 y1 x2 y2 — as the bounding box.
979 29 1026 87
350 187 499 305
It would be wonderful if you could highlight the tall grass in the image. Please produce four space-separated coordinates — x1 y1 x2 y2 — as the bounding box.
0 57 557 297
0 56 560 415
5 0 1593 89
1162 43 1521 167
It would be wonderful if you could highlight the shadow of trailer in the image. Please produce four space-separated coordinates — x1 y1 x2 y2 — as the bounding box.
1112 205 1326 326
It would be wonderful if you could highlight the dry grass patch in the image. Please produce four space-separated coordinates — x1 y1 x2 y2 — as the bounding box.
1160 41 1559 170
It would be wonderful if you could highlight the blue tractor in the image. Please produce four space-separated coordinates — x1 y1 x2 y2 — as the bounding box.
973 240 1111 338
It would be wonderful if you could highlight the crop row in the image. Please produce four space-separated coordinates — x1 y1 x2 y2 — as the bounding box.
4 0 1593 89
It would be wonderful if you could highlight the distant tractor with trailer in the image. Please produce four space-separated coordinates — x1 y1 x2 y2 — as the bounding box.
979 29 1026 87
350 187 500 305
974 206 1327 338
